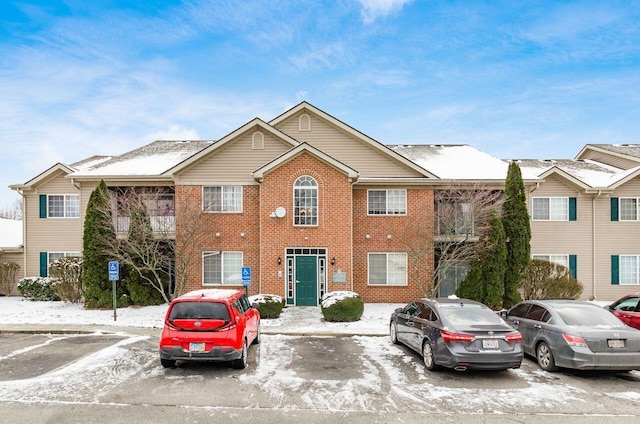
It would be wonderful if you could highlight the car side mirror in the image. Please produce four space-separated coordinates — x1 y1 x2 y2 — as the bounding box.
251 303 259 309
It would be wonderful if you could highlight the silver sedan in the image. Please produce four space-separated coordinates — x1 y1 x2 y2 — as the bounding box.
506 299 640 372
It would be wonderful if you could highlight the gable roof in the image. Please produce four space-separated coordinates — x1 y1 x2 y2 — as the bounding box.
166 118 300 176
10 162 77 191
515 158 638 190
576 144 640 162
253 142 358 181
271 102 438 179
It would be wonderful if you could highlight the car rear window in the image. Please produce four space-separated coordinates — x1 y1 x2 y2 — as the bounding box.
439 305 504 326
169 302 230 321
555 305 626 327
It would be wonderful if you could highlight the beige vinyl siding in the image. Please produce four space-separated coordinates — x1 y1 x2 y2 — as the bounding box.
23 172 83 277
175 130 291 184
529 175 594 299
275 112 423 179
593 178 640 301
579 150 640 170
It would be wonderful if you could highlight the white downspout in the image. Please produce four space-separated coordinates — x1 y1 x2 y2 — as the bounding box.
592 191 602 300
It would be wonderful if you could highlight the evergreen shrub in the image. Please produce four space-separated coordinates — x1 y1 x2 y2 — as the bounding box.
249 294 285 318
321 291 364 322
17 277 60 301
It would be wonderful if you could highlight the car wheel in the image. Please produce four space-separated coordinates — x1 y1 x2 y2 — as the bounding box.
536 342 558 372
390 322 399 344
160 358 176 369
254 323 261 345
422 341 439 371
232 341 248 369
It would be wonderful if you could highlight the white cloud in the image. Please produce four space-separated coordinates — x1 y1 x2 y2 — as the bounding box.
358 0 414 24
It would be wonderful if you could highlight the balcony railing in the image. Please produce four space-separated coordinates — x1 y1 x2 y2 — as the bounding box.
114 209 175 235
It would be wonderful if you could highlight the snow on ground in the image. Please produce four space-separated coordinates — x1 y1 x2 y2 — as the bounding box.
0 296 400 335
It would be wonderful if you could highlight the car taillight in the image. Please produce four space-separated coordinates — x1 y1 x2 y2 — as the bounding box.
562 334 587 347
505 332 522 342
441 330 475 343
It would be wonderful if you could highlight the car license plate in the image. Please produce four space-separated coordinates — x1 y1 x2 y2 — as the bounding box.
608 339 625 349
189 342 206 352
482 339 499 349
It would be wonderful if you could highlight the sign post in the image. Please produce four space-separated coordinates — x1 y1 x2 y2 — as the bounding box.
241 266 251 296
108 261 119 321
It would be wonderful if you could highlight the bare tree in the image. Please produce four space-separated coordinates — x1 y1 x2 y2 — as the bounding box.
95 186 207 303
0 198 23 220
430 186 504 297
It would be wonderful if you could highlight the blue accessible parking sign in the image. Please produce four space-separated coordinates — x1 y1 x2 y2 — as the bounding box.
241 266 251 287
108 261 119 281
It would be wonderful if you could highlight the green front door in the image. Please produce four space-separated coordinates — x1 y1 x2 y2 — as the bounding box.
296 256 317 306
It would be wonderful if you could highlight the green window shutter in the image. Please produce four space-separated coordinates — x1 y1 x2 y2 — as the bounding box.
569 255 577 279
611 197 619 221
39 252 48 277
39 194 47 218
569 197 577 221
611 255 619 285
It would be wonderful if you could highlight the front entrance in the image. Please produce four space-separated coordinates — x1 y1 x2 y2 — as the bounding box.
284 248 327 306
295 256 317 306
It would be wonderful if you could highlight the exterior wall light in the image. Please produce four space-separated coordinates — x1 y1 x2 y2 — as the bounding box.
387 234 392 240
277 256 282 265
215 232 221 238
331 257 336 266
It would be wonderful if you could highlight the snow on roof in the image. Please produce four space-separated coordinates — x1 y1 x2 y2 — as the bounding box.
0 218 22 248
70 155 113 171
389 144 513 180
70 140 213 177
514 159 632 188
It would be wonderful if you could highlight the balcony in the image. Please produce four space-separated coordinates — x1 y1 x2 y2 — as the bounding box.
114 208 175 236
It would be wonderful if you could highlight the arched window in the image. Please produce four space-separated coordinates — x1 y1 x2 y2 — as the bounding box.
252 131 264 149
294 176 317 226
299 114 311 132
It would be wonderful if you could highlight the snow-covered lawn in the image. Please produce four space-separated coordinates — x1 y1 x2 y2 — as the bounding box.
0 296 401 335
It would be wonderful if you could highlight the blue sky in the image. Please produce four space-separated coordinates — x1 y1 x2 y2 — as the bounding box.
1 0 640 210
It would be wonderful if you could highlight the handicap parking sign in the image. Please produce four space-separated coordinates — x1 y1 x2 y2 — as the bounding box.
241 266 251 287
108 261 119 281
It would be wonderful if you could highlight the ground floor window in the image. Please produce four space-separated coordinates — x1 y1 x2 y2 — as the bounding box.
368 253 407 286
202 251 243 285
40 252 81 277
437 261 469 297
620 255 640 285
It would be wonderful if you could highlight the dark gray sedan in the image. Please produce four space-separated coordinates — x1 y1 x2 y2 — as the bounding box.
506 299 640 372
389 298 523 371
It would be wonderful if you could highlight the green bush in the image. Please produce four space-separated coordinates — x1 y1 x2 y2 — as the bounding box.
321 291 364 322
250 294 285 318
17 277 61 301
124 270 165 306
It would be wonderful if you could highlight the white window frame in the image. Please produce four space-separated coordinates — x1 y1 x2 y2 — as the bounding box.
531 197 568 221
619 198 640 221
299 113 311 131
368 252 407 286
532 254 569 269
367 189 407 215
202 251 243 286
293 176 318 226
620 255 640 285
48 194 79 218
202 186 242 213
252 131 264 150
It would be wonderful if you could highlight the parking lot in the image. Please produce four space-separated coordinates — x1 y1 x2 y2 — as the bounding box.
1 331 639 423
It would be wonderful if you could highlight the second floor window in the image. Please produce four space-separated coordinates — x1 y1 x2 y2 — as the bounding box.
294 176 317 226
203 186 242 212
48 195 79 218
368 189 406 215
620 198 640 221
532 197 576 221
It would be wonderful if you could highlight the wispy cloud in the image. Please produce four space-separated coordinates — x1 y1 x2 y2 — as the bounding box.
358 0 415 24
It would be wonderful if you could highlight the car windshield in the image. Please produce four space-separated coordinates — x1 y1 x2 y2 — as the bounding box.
555 305 626 327
438 305 504 326
169 302 230 321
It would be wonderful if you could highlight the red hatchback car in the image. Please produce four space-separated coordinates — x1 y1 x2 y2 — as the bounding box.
159 289 260 369
607 293 640 330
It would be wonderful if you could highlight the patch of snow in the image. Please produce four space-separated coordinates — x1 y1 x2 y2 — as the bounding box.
0 218 22 248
